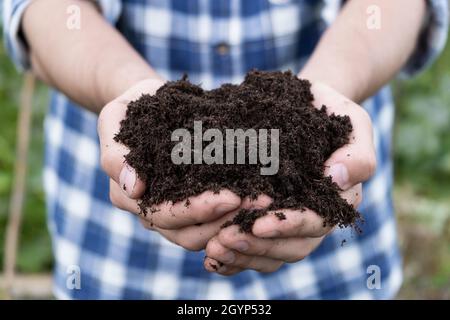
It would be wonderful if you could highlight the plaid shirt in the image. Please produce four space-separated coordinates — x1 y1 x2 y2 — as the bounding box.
3 0 448 299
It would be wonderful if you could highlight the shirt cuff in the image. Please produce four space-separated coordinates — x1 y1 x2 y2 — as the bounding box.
2 0 33 71
401 0 449 78
2 0 123 71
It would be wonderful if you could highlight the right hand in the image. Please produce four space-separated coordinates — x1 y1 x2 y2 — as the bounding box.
98 78 242 251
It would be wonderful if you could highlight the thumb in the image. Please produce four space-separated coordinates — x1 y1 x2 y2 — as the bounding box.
98 100 146 199
309 82 377 190
325 144 377 191
118 163 146 199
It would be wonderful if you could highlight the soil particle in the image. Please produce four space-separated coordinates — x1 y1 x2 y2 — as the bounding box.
275 212 286 221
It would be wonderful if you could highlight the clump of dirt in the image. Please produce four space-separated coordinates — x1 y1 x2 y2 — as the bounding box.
114 70 360 232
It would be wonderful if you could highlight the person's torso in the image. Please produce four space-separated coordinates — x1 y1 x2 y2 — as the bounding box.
46 0 402 300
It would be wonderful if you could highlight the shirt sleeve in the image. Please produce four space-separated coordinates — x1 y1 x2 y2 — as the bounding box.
2 0 123 71
401 0 449 77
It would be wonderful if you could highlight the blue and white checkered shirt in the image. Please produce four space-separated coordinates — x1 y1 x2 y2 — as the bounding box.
3 0 448 299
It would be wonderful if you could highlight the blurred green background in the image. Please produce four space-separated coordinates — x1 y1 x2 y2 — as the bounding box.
0 35 449 298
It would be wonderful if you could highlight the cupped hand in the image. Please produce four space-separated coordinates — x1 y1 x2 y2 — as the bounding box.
98 79 242 251
204 81 376 275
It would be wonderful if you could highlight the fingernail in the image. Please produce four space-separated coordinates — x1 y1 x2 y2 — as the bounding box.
214 203 238 216
232 241 249 252
119 164 136 197
221 251 235 264
328 163 349 189
257 230 281 238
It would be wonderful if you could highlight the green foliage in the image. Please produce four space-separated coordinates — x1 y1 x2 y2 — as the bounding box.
392 41 450 298
0 42 52 273
393 42 450 196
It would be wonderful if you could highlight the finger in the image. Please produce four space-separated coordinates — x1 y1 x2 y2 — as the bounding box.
110 180 241 230
253 209 331 238
150 189 241 229
109 179 141 214
98 79 164 198
252 184 362 238
205 237 283 273
310 82 376 190
204 257 243 276
240 194 273 210
141 210 240 251
217 225 324 262
98 100 146 199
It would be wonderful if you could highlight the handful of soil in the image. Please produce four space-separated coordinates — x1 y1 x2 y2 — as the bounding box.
114 70 361 232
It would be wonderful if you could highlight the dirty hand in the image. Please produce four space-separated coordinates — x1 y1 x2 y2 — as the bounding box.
98 79 242 251
204 82 376 275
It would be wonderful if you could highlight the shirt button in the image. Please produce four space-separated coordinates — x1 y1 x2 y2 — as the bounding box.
215 42 230 55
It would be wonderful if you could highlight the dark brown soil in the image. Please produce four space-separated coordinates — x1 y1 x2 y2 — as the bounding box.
114 70 360 232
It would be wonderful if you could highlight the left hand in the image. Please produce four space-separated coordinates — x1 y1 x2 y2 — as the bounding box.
204 82 376 275
99 79 242 252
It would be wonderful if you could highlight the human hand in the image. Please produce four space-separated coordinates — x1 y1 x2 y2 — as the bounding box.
98 79 242 251
204 82 376 275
